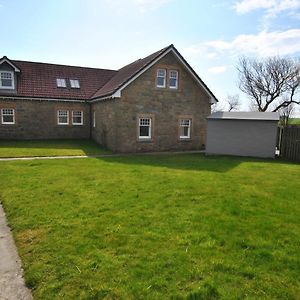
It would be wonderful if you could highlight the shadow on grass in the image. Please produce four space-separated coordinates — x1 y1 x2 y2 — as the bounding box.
99 153 242 173
100 153 292 173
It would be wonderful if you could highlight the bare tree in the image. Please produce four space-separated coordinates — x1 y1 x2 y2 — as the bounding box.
211 101 225 113
237 56 300 112
226 94 240 111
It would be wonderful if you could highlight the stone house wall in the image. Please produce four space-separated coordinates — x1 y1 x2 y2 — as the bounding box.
0 98 90 139
91 52 211 152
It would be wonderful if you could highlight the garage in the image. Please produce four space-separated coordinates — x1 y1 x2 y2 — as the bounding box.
206 112 279 158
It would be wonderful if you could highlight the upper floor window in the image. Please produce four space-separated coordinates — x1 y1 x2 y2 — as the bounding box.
169 70 178 89
56 78 66 88
179 119 191 139
139 117 151 139
1 108 15 124
70 79 80 89
57 110 69 125
72 111 83 125
156 69 166 88
0 71 14 89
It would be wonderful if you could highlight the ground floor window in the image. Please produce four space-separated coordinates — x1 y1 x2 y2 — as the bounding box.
179 119 191 139
72 111 83 125
57 110 69 125
139 117 151 139
1 108 15 124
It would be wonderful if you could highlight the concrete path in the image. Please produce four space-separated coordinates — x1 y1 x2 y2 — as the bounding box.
0 150 205 162
0 204 32 300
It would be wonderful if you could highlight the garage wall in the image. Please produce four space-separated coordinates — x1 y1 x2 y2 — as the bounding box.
206 119 278 158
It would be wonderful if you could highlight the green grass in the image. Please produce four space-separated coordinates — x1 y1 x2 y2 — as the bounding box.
289 118 300 125
0 154 299 299
0 139 110 158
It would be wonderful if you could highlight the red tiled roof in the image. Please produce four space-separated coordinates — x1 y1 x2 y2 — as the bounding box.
92 45 172 99
0 60 117 100
0 44 218 103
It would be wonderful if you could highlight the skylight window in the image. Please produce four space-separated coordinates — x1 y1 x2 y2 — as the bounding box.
70 79 80 89
56 78 66 88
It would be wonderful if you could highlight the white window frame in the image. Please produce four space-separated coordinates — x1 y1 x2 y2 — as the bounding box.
70 79 80 89
156 69 166 88
72 111 83 125
139 117 152 139
57 110 69 125
0 71 14 89
1 108 15 124
93 111 96 128
56 78 66 88
179 119 191 139
169 70 178 89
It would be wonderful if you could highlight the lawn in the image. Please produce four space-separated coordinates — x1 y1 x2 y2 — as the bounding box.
0 154 299 299
289 118 300 125
0 139 110 158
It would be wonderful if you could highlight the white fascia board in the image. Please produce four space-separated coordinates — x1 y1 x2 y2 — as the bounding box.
170 50 218 104
114 47 218 103
0 96 86 103
92 47 218 103
90 89 121 103
0 58 21 72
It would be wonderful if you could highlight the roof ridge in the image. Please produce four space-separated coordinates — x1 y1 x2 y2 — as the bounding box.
12 59 117 72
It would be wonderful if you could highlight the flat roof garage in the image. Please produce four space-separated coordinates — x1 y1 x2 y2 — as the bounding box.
205 112 279 158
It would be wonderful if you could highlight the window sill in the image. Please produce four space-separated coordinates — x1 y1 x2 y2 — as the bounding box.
0 86 15 90
138 138 153 142
179 137 192 141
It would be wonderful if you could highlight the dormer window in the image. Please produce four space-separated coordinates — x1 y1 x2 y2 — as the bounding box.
56 78 66 88
70 79 80 89
0 71 14 89
169 70 178 89
156 69 166 88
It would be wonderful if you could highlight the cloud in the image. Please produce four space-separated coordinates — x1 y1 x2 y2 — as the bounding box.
233 0 300 14
204 29 300 57
208 66 228 74
233 0 300 29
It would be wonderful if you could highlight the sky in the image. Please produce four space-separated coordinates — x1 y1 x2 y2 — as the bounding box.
1 0 300 113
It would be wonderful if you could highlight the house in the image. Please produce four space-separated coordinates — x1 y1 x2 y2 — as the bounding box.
0 45 218 152
206 112 279 158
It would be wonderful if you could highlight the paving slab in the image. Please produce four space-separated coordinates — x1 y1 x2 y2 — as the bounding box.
0 204 32 300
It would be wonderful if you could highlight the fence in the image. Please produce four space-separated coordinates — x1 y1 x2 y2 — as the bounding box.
279 126 300 162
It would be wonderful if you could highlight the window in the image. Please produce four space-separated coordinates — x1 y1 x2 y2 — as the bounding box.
57 110 69 125
179 119 191 139
0 71 14 89
156 69 166 88
72 111 83 125
56 78 66 88
93 111 96 128
1 108 15 124
169 70 178 89
139 118 151 139
70 79 80 89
